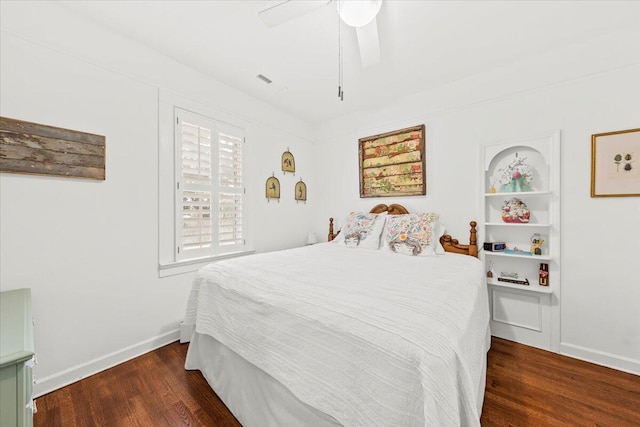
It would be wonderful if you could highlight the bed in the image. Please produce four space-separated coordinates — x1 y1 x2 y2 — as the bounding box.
184 204 490 427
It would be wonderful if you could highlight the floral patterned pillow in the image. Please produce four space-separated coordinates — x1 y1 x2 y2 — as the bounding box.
332 212 387 249
381 213 440 256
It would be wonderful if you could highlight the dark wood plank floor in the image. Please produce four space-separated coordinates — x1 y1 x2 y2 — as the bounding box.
34 337 640 426
34 341 241 427
483 338 640 426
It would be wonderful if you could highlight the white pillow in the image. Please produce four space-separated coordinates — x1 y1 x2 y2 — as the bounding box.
380 213 440 256
332 212 387 250
432 221 446 255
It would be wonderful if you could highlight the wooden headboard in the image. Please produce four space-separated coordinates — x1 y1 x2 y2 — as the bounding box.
328 204 478 257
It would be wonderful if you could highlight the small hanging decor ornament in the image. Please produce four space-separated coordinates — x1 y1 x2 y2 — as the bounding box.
486 261 494 279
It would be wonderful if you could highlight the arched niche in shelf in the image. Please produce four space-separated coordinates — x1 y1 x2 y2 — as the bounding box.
485 143 550 194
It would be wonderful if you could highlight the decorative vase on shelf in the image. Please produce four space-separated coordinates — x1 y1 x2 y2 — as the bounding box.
500 182 514 193
501 198 530 223
496 153 533 193
500 172 531 193
513 175 530 192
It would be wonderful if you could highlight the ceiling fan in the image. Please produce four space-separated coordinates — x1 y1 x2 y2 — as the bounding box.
258 0 383 67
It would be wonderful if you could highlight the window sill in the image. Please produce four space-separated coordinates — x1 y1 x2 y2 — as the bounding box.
158 249 256 278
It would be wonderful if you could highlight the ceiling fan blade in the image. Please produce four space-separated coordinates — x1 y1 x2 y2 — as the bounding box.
258 0 331 28
356 17 381 67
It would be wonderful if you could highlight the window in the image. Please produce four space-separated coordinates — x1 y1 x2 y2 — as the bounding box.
175 108 245 261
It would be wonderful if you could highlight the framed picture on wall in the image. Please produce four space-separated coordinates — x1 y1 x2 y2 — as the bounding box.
591 128 639 197
359 124 426 198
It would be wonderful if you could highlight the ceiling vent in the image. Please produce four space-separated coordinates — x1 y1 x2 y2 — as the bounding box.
256 74 287 91
256 74 273 84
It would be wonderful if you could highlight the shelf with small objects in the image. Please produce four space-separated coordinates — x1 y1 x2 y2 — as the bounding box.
481 131 560 351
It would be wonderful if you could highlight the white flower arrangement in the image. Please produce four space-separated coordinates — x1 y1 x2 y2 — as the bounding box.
492 153 533 188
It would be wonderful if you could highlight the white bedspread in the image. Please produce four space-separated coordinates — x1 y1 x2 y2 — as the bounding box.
184 243 490 427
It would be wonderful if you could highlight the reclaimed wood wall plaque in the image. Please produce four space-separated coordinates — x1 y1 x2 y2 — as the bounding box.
359 124 426 198
0 116 105 180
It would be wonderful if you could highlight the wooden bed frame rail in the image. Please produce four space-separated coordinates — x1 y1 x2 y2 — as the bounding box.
328 204 478 257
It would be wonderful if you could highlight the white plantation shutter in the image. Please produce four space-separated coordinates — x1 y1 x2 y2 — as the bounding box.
181 190 212 251
181 122 212 185
218 129 244 248
175 109 245 260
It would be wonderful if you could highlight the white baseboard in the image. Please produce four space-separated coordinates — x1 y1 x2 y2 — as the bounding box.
180 322 194 343
33 329 180 398
560 342 640 376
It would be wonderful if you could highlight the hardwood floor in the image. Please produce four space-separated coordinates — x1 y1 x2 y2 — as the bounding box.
34 342 241 427
483 338 640 426
34 337 640 426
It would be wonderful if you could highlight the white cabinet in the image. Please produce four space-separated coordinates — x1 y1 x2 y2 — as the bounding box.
0 289 35 427
481 132 560 351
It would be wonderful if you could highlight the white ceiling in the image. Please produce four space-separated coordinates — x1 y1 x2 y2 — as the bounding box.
60 1 640 125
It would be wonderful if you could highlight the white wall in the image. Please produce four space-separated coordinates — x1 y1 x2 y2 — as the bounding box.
1 1 638 400
0 2 315 396
312 27 640 374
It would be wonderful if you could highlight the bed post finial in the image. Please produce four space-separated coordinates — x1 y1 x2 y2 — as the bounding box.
328 218 334 242
469 221 478 257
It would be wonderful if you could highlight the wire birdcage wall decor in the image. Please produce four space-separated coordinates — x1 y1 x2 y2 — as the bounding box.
295 178 307 203
266 173 280 202
281 148 295 175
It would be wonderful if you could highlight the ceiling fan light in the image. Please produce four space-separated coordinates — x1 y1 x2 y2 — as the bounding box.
337 0 382 28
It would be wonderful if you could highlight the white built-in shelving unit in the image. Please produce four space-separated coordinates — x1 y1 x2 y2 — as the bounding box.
481 131 561 351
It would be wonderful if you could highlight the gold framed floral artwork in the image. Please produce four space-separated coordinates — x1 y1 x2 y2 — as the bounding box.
591 128 639 197
359 125 426 198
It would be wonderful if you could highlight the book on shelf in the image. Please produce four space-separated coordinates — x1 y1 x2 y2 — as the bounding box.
504 248 532 256
497 277 530 286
